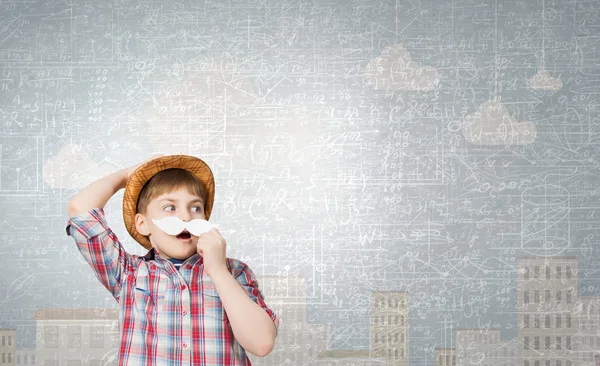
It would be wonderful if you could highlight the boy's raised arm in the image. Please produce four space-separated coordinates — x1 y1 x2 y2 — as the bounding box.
67 169 128 218
66 155 163 302
66 168 132 302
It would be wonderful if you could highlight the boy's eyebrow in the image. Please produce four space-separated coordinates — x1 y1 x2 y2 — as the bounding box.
158 197 204 204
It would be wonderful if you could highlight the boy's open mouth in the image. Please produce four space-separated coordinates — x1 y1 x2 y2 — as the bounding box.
176 230 192 240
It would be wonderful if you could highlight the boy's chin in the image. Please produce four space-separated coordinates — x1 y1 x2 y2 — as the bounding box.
163 246 196 258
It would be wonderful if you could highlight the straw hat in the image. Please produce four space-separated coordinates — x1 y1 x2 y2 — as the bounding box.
122 154 215 250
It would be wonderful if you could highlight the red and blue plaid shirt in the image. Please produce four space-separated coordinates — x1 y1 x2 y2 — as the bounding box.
65 207 279 365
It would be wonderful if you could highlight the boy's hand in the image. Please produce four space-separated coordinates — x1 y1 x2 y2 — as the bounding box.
122 154 166 184
196 228 227 277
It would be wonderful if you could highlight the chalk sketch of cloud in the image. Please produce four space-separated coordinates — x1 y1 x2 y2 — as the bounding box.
529 69 563 91
364 44 439 91
462 100 536 146
44 143 115 189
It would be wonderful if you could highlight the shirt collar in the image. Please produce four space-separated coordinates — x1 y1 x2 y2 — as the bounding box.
142 247 157 261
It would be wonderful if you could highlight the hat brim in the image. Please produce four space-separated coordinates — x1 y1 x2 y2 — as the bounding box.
122 154 215 250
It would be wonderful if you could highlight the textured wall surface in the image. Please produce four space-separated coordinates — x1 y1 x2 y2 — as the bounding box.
1 0 599 364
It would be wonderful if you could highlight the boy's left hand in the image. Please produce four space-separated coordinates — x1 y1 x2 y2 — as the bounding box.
196 228 227 277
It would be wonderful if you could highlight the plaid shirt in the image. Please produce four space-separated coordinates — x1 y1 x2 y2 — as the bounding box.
65 207 279 365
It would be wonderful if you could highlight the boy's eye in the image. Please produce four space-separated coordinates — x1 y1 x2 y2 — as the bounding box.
163 205 203 213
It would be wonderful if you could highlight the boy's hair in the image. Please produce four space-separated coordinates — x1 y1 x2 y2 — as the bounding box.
136 168 208 215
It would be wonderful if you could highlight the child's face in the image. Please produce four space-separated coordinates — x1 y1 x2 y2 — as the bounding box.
135 187 206 260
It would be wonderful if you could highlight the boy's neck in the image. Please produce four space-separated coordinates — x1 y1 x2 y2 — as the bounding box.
152 247 193 262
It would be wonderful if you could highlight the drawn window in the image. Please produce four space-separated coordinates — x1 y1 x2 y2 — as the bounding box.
90 326 104 348
67 326 81 348
45 326 58 348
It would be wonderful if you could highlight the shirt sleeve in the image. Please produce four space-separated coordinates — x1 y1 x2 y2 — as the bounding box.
233 260 280 337
65 207 134 303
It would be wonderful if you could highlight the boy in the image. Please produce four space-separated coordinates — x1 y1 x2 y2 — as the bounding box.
65 154 279 365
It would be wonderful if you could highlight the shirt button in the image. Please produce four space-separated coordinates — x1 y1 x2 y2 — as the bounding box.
182 310 187 315
182 342 187 348
181 284 187 290
186 264 192 269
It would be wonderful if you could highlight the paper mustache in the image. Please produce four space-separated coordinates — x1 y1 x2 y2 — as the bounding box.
151 216 218 236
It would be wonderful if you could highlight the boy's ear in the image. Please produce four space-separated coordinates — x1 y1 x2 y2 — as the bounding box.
134 213 151 236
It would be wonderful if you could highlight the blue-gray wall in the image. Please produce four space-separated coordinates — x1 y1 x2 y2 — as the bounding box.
1 0 599 364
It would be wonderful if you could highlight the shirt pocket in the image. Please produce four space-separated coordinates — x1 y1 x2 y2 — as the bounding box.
133 286 156 318
134 270 170 313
